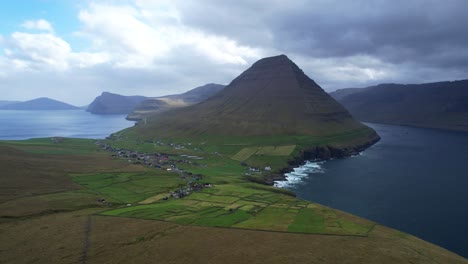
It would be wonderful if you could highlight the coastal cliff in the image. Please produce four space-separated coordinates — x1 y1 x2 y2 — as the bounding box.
264 130 381 185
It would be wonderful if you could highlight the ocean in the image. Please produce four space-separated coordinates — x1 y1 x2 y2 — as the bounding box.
276 123 468 258
0 109 134 140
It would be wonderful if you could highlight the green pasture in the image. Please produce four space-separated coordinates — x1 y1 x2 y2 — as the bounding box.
72 171 185 203
101 183 374 236
0 138 99 155
91 129 377 235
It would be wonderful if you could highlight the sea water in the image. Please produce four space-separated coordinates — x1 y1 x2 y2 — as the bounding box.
276 123 468 258
0 109 133 140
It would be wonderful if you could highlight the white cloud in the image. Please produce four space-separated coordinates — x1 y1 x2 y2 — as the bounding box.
21 19 54 33
69 52 111 68
8 32 71 70
76 3 262 68
3 31 111 72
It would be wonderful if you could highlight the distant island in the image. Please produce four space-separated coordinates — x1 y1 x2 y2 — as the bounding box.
127 83 225 121
86 84 225 119
0 100 22 107
330 79 468 132
0 97 79 110
86 92 148 115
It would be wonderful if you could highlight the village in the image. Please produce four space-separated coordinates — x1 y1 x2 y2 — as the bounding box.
95 140 213 201
94 140 270 202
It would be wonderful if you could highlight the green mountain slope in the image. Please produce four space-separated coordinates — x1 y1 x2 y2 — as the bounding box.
138 55 374 138
330 80 468 131
127 83 225 121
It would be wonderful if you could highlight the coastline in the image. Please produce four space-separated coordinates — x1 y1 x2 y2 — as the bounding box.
264 132 381 185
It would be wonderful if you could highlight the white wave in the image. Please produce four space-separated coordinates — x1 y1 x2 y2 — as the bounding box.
351 151 364 157
274 161 325 188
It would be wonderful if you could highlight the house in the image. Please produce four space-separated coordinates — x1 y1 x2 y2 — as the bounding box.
264 166 272 171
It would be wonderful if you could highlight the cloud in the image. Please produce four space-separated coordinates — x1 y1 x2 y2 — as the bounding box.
1 0 467 105
7 32 71 70
76 3 262 68
170 0 468 88
21 19 54 33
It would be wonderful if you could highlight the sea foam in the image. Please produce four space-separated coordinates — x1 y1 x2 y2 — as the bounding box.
274 161 324 188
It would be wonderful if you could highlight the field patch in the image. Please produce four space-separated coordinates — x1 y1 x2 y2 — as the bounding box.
233 206 296 231
288 208 326 233
269 145 296 156
231 147 259 161
231 145 296 162
73 172 184 203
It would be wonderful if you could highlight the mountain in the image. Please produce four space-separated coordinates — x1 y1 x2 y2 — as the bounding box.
133 55 379 148
330 80 468 132
127 83 225 121
0 98 78 110
328 87 365 101
0 100 22 107
163 83 226 103
87 92 147 115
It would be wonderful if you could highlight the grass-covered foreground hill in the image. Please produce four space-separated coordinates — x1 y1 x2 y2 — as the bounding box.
0 138 466 263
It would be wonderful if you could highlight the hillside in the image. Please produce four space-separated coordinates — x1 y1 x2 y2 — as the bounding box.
163 83 226 102
87 92 147 114
0 97 78 110
127 83 225 121
120 55 381 167
1 137 466 264
330 80 468 132
136 55 376 138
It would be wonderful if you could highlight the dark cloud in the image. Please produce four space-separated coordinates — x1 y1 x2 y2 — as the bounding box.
178 0 468 75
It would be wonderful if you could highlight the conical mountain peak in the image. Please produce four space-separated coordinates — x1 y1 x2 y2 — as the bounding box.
139 55 369 137
231 54 304 85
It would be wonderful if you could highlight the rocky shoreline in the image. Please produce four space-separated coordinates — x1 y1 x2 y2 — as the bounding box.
264 132 381 185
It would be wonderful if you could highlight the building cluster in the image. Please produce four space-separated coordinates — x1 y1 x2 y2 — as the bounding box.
95 140 213 201
96 141 207 173
169 181 213 199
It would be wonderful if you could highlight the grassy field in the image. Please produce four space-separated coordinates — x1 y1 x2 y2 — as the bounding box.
0 138 146 217
72 171 185 204
1 209 465 264
231 145 296 162
100 183 374 235
1 137 466 263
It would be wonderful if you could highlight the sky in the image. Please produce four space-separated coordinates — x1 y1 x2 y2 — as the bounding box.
0 0 467 105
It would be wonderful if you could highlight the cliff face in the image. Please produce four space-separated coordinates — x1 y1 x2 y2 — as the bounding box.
264 130 380 185
87 92 147 115
330 80 468 132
